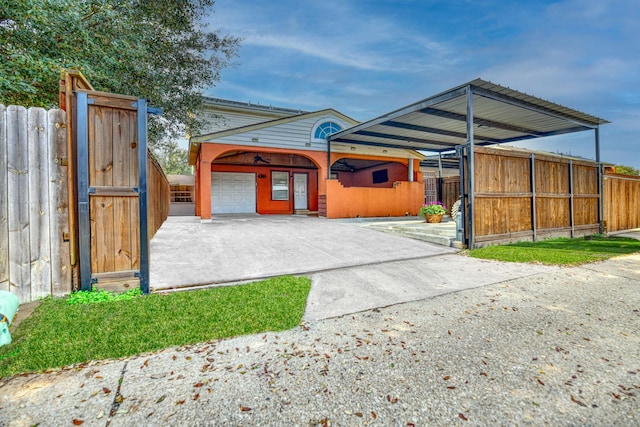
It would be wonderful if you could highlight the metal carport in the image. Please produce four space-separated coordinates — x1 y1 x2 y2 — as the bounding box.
327 78 609 247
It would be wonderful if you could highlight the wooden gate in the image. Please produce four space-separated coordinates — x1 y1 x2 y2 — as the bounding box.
423 171 437 203
74 90 160 292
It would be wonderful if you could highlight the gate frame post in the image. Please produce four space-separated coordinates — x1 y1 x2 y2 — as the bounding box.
76 92 92 291
137 99 150 294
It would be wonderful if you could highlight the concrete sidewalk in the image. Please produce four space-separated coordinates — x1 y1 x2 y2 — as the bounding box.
1 222 637 426
149 215 555 321
2 254 638 426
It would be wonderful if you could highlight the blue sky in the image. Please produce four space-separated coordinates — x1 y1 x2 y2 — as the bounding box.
204 0 639 170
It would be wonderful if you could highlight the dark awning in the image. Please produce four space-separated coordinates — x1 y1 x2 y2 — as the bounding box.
328 78 609 153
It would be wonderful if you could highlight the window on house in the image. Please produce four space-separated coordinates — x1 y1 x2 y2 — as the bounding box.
372 169 388 184
272 171 289 200
314 121 342 139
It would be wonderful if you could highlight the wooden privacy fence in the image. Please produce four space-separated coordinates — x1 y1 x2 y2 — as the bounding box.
0 106 71 303
440 176 460 215
0 100 169 302
605 172 640 232
469 147 600 246
72 90 168 293
147 152 170 239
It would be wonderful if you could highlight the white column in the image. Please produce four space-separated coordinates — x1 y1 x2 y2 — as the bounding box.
408 158 414 182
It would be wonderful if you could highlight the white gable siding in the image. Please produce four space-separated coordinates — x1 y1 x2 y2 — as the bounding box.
202 114 421 159
200 110 287 134
210 115 347 152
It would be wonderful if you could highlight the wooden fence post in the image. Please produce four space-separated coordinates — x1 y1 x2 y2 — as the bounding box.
0 105 7 292
28 107 52 300
0 106 72 303
7 106 31 302
49 109 71 295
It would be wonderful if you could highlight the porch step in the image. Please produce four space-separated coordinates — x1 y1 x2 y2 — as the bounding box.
294 210 318 216
367 223 456 247
375 228 454 247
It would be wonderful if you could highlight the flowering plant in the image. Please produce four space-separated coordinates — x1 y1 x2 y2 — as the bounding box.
419 201 447 216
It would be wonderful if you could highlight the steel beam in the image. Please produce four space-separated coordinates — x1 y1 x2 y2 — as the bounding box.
330 137 452 151
419 107 545 136
328 86 467 142
351 130 458 148
471 85 599 130
380 120 502 144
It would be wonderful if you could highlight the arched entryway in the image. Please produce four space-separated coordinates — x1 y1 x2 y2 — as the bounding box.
330 157 409 188
208 150 320 215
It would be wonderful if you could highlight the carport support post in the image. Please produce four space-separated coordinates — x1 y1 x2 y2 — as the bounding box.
137 98 150 294
76 91 92 291
465 85 475 248
595 126 603 233
437 153 443 202
530 154 537 241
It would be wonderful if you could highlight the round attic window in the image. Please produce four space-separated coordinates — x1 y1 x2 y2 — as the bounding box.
313 121 342 139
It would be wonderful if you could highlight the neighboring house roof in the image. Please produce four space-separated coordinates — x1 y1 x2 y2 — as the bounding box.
166 174 195 186
203 97 309 117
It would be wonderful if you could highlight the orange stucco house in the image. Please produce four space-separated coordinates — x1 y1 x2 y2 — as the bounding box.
189 98 426 221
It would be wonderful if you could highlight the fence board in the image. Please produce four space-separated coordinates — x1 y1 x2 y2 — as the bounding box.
605 173 640 231
112 109 135 272
128 113 141 271
471 147 599 247
147 151 169 239
28 108 52 300
48 109 71 295
0 105 7 291
441 176 460 216
7 106 31 302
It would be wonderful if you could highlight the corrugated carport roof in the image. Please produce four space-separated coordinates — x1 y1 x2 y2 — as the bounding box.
328 78 609 152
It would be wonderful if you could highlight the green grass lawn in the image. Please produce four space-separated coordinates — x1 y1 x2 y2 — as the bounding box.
469 235 640 265
0 276 311 379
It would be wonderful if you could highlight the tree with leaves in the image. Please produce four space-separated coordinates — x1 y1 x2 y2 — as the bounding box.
613 165 639 176
156 141 192 175
1 0 239 169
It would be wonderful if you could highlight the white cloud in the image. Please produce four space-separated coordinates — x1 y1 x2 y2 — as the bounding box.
206 0 640 169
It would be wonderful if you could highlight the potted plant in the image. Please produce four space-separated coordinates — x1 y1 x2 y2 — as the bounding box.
419 201 447 223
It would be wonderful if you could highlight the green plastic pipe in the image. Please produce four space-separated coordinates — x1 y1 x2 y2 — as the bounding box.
0 290 20 346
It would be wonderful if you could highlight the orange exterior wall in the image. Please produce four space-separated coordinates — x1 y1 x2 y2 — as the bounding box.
196 144 328 219
324 179 425 218
195 143 422 220
338 162 408 188
211 164 318 214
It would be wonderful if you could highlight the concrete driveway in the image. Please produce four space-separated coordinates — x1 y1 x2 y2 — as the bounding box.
150 215 557 321
150 215 455 290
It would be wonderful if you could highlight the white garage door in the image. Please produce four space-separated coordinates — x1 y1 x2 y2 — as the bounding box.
211 172 256 214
